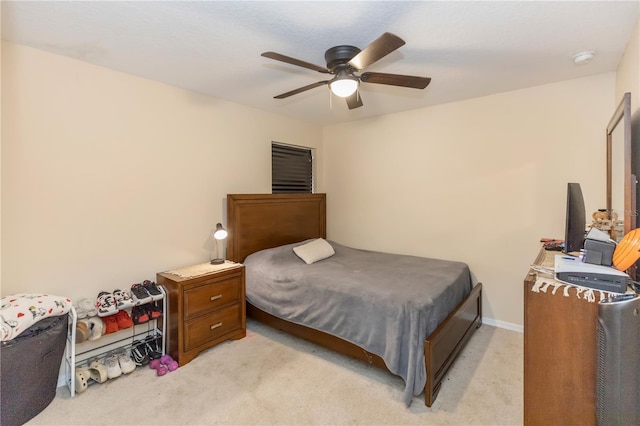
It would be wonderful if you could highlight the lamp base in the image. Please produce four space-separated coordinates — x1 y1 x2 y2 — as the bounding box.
210 259 225 265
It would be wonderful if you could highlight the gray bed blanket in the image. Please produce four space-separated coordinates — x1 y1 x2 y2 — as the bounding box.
244 240 472 406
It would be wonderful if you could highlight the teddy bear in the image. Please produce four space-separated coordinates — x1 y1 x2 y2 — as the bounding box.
591 209 611 231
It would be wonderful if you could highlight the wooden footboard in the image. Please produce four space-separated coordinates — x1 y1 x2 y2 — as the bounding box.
424 282 482 406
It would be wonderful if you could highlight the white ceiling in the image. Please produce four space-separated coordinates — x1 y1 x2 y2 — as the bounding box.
2 1 639 126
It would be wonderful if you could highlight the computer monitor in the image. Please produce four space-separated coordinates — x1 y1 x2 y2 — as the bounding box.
564 182 586 255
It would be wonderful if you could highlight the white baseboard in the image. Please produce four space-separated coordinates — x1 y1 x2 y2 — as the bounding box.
57 372 67 389
483 317 523 333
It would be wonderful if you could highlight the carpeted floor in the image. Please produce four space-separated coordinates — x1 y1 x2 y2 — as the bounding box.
27 319 523 425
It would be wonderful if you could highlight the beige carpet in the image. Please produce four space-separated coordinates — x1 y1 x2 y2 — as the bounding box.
27 319 523 425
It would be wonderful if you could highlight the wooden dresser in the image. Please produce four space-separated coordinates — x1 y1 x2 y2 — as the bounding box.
524 248 598 425
157 262 246 366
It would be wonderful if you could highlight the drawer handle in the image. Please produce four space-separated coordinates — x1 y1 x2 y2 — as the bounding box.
210 322 222 330
210 294 222 302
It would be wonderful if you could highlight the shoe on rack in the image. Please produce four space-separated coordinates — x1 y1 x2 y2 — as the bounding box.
76 320 89 344
96 292 118 317
117 352 137 374
142 280 164 301
87 317 104 341
88 359 109 384
112 289 135 310
144 336 162 360
130 283 153 305
78 298 98 317
114 310 133 330
73 301 87 319
132 305 150 325
102 315 118 334
131 340 150 366
105 354 122 379
146 302 163 320
75 368 91 393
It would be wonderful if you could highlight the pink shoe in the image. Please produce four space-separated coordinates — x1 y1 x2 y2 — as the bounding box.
160 354 179 372
149 358 167 376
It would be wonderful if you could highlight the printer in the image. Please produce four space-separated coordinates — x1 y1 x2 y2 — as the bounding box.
555 255 628 293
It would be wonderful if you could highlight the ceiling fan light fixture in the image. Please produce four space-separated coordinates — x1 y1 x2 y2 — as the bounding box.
329 73 358 98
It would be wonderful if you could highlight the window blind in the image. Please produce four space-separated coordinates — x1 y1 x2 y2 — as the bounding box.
272 143 313 193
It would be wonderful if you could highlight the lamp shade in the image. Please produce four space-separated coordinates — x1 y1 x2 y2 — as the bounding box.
329 72 358 98
213 223 227 240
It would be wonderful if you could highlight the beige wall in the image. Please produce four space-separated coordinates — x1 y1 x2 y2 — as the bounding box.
322 73 615 328
616 16 639 116
1 41 322 298
1 38 627 329
615 16 640 223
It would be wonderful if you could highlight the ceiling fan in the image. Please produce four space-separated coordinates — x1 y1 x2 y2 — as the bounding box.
261 32 431 110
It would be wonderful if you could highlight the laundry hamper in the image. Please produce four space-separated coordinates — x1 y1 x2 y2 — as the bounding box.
0 314 68 426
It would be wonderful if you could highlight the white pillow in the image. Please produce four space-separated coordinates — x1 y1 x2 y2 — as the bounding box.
293 238 335 264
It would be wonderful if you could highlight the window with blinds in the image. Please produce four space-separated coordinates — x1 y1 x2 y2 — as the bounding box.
272 143 313 193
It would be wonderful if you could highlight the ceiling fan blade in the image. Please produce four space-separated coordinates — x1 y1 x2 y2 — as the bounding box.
360 72 431 89
262 51 329 74
345 92 363 110
348 32 405 71
273 81 329 99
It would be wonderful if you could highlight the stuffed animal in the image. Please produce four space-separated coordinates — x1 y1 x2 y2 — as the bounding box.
592 209 609 224
591 209 612 234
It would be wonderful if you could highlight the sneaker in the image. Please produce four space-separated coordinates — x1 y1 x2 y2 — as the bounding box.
131 341 150 366
117 352 136 374
96 292 118 317
132 305 149 325
130 283 153 305
114 310 133 330
142 280 164 301
105 354 122 379
144 336 162 360
112 289 135 310
102 315 118 334
147 302 163 320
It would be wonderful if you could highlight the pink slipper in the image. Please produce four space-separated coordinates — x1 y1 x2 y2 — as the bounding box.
149 359 167 376
160 354 179 372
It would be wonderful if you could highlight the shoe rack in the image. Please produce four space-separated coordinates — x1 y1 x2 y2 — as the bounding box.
64 287 167 396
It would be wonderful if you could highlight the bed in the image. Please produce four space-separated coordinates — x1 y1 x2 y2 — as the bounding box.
226 193 482 407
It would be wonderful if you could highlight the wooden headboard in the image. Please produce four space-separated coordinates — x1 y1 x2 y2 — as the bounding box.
226 194 326 263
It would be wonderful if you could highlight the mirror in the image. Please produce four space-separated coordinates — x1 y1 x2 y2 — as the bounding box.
606 92 634 237
606 92 635 278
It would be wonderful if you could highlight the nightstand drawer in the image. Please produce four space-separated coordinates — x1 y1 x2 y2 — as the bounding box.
183 303 242 351
183 276 241 320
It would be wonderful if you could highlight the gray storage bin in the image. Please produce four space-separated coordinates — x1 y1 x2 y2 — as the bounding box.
0 314 68 426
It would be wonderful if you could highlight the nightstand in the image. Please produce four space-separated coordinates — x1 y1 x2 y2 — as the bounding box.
157 261 246 366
